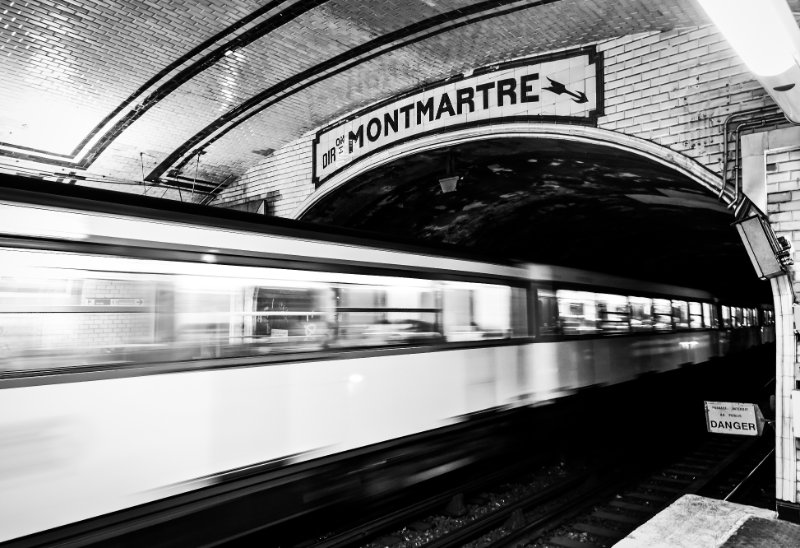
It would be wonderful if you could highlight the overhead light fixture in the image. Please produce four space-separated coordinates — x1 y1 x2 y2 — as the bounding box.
439 147 460 193
734 215 791 280
439 175 460 193
697 0 800 121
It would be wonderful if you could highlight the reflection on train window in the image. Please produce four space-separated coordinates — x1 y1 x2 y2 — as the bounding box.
689 301 703 329
672 300 689 329
0 271 160 368
722 305 731 328
732 307 743 328
595 293 630 333
335 284 440 346
251 286 332 347
556 290 598 334
537 288 559 335
629 296 654 331
702 303 716 328
442 282 522 341
0 249 537 372
653 299 672 330
509 286 528 337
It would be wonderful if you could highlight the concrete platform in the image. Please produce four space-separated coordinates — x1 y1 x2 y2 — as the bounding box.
615 494 800 547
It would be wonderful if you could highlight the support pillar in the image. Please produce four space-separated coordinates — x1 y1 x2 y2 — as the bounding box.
772 274 798 519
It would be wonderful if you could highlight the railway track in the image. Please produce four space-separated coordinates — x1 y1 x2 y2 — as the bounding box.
491 434 772 548
294 432 773 548
280 454 570 548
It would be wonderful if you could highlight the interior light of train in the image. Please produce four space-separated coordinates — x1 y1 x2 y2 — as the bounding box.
696 0 799 77
441 280 512 291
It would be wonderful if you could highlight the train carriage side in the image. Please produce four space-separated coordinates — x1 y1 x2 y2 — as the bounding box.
520 265 771 402
0 189 535 544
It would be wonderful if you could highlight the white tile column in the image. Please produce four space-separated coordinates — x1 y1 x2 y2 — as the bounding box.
771 274 796 503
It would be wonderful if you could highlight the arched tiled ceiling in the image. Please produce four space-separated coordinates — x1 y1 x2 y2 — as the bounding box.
0 0 726 199
299 136 769 302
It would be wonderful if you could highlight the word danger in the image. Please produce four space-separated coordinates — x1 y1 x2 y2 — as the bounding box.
314 49 598 183
704 401 763 437
707 420 757 432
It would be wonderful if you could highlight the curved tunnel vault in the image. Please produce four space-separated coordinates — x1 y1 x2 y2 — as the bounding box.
299 135 769 303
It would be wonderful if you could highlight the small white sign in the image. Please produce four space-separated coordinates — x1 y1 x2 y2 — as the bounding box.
704 401 764 436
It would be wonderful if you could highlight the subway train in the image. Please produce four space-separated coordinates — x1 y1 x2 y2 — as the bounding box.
0 177 772 546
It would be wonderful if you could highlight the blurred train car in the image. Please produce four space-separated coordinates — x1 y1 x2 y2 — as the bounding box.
0 177 772 546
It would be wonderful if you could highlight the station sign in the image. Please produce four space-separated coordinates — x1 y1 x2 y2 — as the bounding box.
704 401 765 436
313 46 603 186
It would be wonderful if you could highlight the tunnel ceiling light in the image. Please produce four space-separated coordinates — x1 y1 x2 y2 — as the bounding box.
697 0 799 77
697 0 800 122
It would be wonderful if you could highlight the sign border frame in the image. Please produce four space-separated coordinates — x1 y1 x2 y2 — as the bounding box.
312 45 604 188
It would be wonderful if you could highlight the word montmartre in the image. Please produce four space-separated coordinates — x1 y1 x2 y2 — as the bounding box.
347 73 540 152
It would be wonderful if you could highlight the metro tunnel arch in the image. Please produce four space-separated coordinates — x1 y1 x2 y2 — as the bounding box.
296 124 728 213
295 123 768 304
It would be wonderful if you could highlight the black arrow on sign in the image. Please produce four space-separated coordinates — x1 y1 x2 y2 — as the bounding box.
543 77 588 104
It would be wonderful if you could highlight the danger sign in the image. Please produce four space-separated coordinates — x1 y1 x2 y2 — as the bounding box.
704 401 765 437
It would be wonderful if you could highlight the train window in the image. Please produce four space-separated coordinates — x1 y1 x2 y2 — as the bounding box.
702 303 714 328
689 302 703 329
249 286 332 348
536 288 560 335
336 283 441 347
653 299 672 330
671 300 689 329
629 296 654 331
168 275 336 359
722 305 731 328
0 250 468 370
510 286 529 337
595 293 630 333
556 290 598 335
0 249 539 374
0 263 161 369
442 282 519 341
732 307 743 328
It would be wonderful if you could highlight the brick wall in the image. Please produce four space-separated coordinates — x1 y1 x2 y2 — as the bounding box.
760 127 800 293
214 136 314 217
597 27 771 170
213 24 774 215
